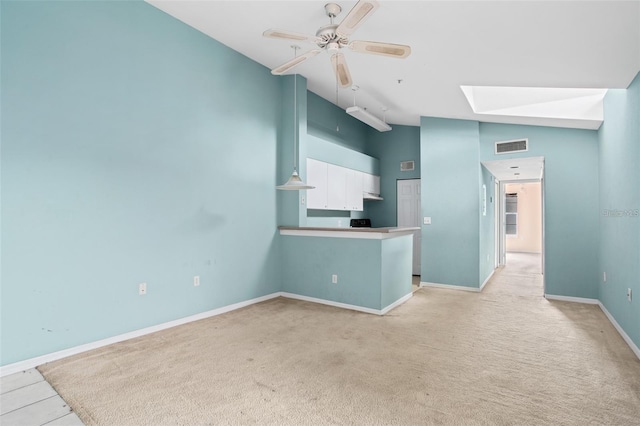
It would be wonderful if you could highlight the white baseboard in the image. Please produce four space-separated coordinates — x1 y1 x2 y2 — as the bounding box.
544 294 599 304
280 292 382 315
380 292 413 315
420 282 481 292
480 269 496 291
0 292 281 378
597 302 640 361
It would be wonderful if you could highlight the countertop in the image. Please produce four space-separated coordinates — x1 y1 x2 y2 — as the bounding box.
278 226 420 239
278 226 420 233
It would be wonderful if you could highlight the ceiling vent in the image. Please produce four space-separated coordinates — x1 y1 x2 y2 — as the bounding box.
400 160 415 171
495 139 528 155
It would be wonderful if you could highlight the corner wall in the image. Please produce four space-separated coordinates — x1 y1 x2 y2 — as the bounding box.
1 1 282 365
598 72 640 350
479 123 600 299
421 117 481 288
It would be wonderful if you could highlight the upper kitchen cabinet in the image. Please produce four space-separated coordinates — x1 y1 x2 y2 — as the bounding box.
307 158 328 209
306 158 366 211
363 173 381 197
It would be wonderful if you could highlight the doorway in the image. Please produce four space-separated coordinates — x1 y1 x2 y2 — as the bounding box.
498 180 544 294
397 179 421 276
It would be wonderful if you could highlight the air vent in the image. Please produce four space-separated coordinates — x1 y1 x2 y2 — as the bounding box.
400 160 415 171
495 139 528 154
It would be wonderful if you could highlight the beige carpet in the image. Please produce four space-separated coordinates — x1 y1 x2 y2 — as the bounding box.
39 261 640 425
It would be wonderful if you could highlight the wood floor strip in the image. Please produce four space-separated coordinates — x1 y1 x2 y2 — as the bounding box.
0 369 45 394
0 395 71 425
0 380 58 415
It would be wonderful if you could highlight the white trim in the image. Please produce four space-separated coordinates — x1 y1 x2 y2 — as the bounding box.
380 292 413 315
420 282 481 292
480 269 495 291
597 301 640 360
280 292 382 315
544 294 599 304
0 292 281 378
279 229 416 240
279 292 412 316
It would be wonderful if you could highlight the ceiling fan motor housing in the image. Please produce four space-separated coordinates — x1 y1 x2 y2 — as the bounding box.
316 24 349 49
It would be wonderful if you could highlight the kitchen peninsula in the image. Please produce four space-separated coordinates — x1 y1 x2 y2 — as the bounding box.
279 226 420 315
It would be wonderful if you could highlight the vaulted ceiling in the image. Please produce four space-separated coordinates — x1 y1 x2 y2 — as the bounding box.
147 1 640 130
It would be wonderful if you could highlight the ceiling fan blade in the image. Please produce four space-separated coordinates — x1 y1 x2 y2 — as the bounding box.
335 0 380 37
271 50 321 75
330 53 352 88
349 40 411 58
263 29 320 44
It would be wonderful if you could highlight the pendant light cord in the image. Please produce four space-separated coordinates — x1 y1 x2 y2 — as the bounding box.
293 72 297 172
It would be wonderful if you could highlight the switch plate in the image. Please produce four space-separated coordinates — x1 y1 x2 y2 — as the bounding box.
139 282 147 295
194 276 200 287
603 272 606 282
423 217 431 225
628 288 632 302
332 274 338 284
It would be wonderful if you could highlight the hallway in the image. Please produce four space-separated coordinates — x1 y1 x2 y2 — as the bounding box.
486 252 543 297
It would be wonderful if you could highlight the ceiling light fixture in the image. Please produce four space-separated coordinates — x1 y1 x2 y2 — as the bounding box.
346 86 392 132
277 46 315 191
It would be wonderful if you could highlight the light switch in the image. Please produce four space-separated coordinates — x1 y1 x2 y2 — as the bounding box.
423 217 431 225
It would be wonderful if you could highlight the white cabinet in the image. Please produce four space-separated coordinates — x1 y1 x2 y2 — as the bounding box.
306 158 371 212
327 164 348 210
307 158 328 209
363 173 381 196
346 169 364 211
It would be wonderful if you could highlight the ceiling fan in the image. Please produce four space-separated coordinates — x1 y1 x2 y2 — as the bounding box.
263 0 411 88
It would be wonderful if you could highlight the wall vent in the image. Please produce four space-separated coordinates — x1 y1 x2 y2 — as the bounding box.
495 139 528 155
400 160 415 171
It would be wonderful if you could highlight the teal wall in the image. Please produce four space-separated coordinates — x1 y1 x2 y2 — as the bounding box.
479 123 600 299
307 92 368 153
1 1 282 365
420 118 481 287
479 166 496 285
365 125 421 228
281 234 412 310
598 72 640 349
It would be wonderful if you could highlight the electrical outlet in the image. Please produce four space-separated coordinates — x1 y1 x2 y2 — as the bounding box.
423 217 431 225
139 282 147 295
338 220 342 227
627 288 632 302
301 196 305 205
332 274 338 284
194 276 200 287
603 272 607 282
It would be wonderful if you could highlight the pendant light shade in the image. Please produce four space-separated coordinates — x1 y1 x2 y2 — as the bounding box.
277 48 315 191
276 169 314 190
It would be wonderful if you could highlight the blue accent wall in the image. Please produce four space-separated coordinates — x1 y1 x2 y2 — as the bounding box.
479 166 496 285
479 123 600 299
598 71 640 349
421 117 481 287
307 92 368 153
1 0 282 365
365 125 421 228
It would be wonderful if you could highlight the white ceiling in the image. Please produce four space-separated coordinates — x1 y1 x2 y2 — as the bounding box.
146 1 640 130
482 156 544 181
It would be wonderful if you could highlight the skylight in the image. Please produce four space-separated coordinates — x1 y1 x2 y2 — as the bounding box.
460 86 607 124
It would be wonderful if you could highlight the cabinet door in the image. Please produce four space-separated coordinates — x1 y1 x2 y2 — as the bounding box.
306 158 328 209
327 164 348 210
363 173 381 196
372 175 381 195
346 169 364 211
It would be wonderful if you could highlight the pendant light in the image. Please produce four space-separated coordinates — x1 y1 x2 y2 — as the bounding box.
277 46 315 191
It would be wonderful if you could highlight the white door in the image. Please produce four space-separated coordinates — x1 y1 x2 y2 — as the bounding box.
397 179 421 275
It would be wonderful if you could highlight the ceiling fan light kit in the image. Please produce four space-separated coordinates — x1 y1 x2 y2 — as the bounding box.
346 106 392 132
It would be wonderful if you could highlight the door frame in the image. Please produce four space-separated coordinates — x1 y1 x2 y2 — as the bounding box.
396 178 421 275
497 177 546 294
